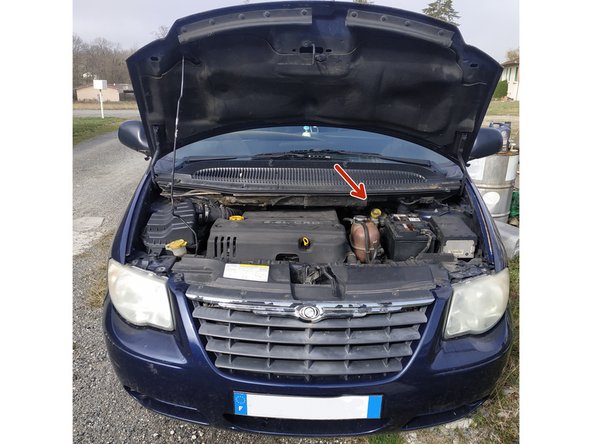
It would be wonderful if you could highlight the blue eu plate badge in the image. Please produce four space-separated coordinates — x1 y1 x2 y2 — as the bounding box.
234 392 248 415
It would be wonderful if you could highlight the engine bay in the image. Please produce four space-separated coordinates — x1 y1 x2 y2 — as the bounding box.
128 190 491 293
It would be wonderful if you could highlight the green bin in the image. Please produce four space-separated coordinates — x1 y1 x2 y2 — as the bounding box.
510 190 519 218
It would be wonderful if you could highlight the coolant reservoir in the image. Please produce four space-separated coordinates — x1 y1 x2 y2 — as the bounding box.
350 216 380 263
165 239 188 257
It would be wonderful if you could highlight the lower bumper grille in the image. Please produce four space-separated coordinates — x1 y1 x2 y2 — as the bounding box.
192 301 431 381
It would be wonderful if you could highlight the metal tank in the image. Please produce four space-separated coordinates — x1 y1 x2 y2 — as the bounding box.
467 150 519 223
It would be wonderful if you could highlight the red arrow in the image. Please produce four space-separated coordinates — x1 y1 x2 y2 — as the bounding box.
333 164 367 200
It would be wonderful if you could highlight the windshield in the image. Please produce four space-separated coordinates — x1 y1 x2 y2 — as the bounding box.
156 126 459 172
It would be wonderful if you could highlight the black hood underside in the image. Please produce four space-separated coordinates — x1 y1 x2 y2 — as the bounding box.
126 1 501 163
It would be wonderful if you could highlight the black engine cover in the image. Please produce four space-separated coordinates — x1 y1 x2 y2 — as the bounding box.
206 210 348 264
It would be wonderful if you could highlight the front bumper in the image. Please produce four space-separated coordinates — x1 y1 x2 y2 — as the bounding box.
103 280 512 436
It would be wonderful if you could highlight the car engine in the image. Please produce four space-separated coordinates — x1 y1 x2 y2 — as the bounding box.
137 196 483 278
206 210 350 263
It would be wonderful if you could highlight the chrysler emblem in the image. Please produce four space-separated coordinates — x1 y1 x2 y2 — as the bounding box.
297 305 322 321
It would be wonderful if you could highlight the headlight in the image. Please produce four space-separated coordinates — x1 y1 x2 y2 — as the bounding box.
444 268 509 339
107 259 174 331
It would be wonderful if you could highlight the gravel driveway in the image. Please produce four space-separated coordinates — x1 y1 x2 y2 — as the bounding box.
72 132 366 444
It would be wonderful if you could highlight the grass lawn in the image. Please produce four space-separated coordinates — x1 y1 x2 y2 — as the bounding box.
73 101 138 110
486 100 519 116
470 255 520 442
73 117 126 145
485 99 519 141
368 256 520 444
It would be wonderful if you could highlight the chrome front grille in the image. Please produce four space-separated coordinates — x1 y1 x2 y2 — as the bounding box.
192 301 431 380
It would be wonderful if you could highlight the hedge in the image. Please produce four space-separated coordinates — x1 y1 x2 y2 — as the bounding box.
493 80 508 99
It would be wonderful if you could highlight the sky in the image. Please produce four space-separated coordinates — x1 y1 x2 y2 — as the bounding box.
73 0 519 62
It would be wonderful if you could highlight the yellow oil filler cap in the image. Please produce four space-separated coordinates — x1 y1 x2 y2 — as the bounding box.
229 215 245 221
299 236 311 249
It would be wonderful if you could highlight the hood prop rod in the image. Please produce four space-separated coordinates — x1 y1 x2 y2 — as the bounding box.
456 132 470 196
170 56 198 255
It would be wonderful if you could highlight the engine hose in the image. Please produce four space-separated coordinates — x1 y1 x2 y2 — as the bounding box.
195 202 241 223
418 229 434 256
361 222 371 263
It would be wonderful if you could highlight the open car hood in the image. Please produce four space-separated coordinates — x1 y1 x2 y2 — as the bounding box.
127 1 501 163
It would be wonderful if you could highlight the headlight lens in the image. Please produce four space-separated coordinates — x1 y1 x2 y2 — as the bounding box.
444 268 509 339
107 259 174 331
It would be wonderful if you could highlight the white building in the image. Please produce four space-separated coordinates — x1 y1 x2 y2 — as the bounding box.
500 59 519 101
75 84 120 102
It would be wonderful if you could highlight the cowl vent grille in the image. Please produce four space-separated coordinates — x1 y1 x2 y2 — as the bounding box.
192 167 427 188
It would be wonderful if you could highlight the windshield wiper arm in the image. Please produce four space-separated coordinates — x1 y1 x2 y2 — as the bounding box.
252 149 323 159
253 149 433 167
179 155 241 164
340 151 433 168
171 155 242 169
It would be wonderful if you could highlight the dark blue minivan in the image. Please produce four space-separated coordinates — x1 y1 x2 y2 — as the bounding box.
103 1 511 436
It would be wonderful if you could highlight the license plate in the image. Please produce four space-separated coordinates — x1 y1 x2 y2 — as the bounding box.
233 392 382 420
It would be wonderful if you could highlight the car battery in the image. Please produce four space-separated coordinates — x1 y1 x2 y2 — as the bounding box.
382 214 434 261
428 214 477 259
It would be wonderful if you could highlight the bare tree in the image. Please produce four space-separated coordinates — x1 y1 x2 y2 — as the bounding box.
72 35 133 88
152 25 169 39
73 34 89 87
505 48 519 62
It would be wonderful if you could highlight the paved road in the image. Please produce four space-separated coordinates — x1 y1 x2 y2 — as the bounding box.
73 109 140 118
72 132 364 444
